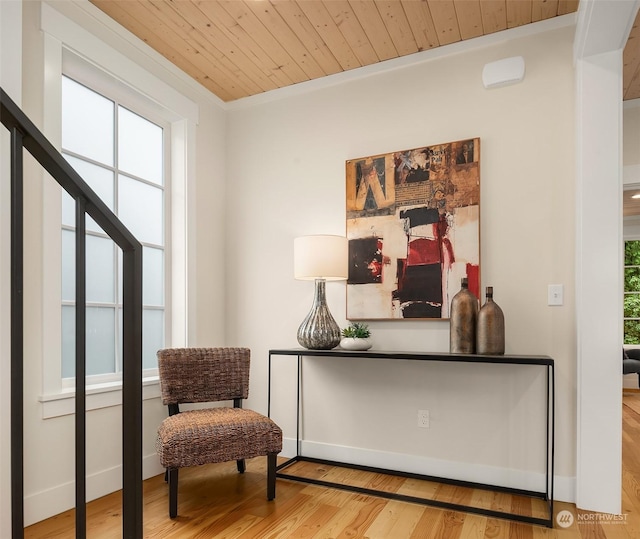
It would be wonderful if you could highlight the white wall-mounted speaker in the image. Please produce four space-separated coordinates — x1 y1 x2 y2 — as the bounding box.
482 56 526 89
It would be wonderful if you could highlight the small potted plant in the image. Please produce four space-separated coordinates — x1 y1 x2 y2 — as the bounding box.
340 322 372 351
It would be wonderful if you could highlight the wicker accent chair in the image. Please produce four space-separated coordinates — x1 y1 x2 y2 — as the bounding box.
156 347 282 518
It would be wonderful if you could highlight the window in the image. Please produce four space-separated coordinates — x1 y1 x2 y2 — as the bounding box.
61 75 167 382
624 240 640 344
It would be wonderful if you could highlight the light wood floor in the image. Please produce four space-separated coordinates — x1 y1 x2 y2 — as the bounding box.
24 394 640 538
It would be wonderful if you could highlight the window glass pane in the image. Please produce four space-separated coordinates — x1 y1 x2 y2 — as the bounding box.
62 77 114 166
61 232 115 303
62 230 75 302
61 305 75 378
117 308 162 372
143 309 164 370
63 154 115 233
118 175 163 245
118 107 163 185
143 246 164 306
116 247 165 306
87 235 115 303
626 241 640 266
87 307 116 376
625 320 640 345
625 267 640 292
624 294 640 318
62 190 75 229
117 246 123 305
62 306 116 377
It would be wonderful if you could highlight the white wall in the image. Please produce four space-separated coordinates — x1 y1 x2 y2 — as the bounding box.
1 1 24 535
12 0 228 525
227 25 576 497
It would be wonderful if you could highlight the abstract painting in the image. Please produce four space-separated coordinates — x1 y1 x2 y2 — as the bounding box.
346 138 480 319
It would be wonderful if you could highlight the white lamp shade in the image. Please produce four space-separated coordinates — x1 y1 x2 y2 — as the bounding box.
294 235 348 281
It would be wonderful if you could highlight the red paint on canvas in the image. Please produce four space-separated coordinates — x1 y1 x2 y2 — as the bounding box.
407 238 441 266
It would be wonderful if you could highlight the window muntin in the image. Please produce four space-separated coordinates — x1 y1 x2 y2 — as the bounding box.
61 75 167 381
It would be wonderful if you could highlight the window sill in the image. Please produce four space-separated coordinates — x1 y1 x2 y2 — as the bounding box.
39 377 161 419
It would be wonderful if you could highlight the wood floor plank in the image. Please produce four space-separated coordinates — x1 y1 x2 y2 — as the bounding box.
333 497 388 539
460 512 489 539
364 499 426 538
484 517 512 539
397 477 441 499
309 499 382 539
436 510 467 539
410 506 445 538
287 503 341 538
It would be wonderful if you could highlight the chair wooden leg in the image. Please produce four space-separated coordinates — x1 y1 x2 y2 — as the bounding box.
237 459 246 473
267 453 277 501
164 469 168 482
168 468 179 518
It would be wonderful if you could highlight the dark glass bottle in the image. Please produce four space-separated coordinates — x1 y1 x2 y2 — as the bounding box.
449 277 478 354
477 286 505 355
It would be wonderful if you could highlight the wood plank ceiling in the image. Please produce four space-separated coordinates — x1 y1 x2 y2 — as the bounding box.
91 1 639 104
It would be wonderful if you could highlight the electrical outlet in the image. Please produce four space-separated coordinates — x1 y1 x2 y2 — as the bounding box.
417 409 430 429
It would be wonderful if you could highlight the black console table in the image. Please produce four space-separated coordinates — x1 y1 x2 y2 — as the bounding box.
268 348 555 528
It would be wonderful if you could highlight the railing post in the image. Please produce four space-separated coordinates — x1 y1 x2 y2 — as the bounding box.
122 246 143 538
75 198 87 539
10 126 24 539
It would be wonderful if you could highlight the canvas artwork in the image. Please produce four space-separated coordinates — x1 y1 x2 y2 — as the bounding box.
346 138 480 319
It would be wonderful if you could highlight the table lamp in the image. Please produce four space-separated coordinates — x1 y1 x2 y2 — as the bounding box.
294 235 348 349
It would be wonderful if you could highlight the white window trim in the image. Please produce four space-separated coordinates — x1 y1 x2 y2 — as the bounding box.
39 3 198 418
39 377 162 419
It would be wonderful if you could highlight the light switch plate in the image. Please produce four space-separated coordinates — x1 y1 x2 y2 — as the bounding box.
548 284 564 306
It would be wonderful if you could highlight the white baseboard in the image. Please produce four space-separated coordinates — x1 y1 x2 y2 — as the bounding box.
24 453 164 527
281 437 575 504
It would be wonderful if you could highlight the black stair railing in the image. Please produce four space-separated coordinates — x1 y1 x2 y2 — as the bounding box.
1 88 143 538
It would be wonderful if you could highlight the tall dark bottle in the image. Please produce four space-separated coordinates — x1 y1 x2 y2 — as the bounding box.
449 277 478 354
476 286 505 355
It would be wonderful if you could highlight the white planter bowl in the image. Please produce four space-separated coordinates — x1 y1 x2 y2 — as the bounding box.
340 337 372 351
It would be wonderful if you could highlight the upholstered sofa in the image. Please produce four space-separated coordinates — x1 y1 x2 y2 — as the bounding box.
623 348 640 387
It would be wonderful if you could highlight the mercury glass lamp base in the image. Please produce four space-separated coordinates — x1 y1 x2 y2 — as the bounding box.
297 279 341 350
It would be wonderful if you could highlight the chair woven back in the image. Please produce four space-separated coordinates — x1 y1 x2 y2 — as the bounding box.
157 347 250 405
